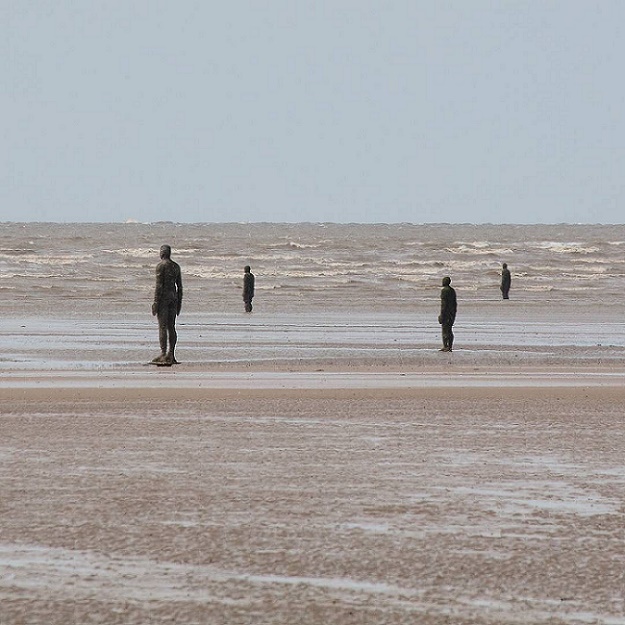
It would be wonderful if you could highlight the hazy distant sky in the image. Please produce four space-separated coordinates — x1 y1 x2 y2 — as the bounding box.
3 1 624 223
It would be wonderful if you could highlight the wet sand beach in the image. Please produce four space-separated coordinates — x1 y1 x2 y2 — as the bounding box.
2 314 625 624
2 377 625 625
2 223 625 623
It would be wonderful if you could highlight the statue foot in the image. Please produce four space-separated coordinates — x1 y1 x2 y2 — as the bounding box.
165 352 179 365
151 353 167 364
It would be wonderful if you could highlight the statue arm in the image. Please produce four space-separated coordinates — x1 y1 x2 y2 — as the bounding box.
153 264 164 314
176 268 183 315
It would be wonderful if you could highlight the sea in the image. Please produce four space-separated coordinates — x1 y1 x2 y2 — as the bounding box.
1 222 625 370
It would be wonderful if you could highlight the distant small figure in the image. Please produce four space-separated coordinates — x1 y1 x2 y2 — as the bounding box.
243 265 255 313
151 245 183 365
438 276 457 352
500 263 511 300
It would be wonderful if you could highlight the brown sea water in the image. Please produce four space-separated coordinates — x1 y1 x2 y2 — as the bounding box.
1 222 624 315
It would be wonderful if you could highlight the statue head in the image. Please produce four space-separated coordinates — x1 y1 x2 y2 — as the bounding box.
160 245 172 259
502 262 507 269
442 276 451 286
244 265 251 273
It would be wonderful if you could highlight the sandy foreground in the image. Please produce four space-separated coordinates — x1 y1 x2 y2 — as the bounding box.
2 310 625 624
1 367 625 625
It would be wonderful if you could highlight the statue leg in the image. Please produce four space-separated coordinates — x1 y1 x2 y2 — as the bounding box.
152 308 168 363
441 324 453 351
165 305 179 364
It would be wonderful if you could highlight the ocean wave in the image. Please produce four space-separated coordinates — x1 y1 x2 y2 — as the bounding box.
284 241 319 249
532 242 602 254
0 248 37 256
2 254 96 265
445 245 498 256
102 248 155 259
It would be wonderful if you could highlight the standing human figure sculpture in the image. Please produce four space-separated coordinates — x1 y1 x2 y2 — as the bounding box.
438 276 457 352
243 265 255 313
500 262 511 300
151 245 183 365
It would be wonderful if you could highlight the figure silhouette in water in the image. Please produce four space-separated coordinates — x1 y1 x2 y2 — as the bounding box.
151 245 183 365
438 276 457 352
243 265 255 313
500 263 511 300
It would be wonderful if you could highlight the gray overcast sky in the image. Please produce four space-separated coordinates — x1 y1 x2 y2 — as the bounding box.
2 1 624 223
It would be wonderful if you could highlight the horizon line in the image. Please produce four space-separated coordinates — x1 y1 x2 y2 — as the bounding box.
1 221 623 227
